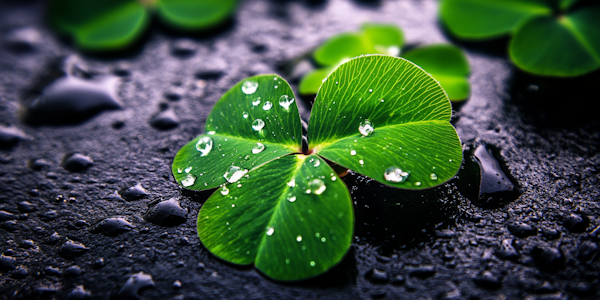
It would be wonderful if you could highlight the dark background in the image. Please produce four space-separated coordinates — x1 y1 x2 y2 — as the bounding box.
1 0 599 299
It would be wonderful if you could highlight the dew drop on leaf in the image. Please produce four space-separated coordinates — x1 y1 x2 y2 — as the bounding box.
308 178 326 195
252 142 266 154
223 166 248 183
177 168 183 174
184 166 192 173
181 174 196 187
313 159 320 167
359 159 364 165
279 95 295 110
262 101 273 111
287 193 296 202
195 136 213 156
350 150 357 156
252 119 265 131
207 131 216 135
241 81 258 94
242 112 249 119
266 226 274 236
252 97 261 106
310 261 316 267
359 120 374 136
321 237 326 242
220 186 229 195
383 167 409 183
415 182 421 186
287 178 296 188
430 173 438 180
296 235 302 242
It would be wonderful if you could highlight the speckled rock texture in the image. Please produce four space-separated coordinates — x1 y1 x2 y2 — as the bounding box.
1 1 599 299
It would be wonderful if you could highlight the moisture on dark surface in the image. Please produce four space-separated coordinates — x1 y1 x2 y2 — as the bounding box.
1 1 599 299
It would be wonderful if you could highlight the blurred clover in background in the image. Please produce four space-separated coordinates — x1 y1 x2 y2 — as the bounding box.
48 0 237 51
299 23 471 102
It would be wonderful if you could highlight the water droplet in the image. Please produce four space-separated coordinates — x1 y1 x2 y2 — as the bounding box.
252 119 265 131
287 193 296 202
176 168 183 173
321 237 326 242
430 173 438 180
241 81 258 94
184 166 192 173
287 178 296 188
242 112 249 119
262 101 273 111
383 167 409 183
350 150 357 156
181 174 196 187
252 142 265 154
296 235 302 242
308 178 326 195
223 166 248 183
252 97 261 106
114 272 154 300
415 182 422 186
313 159 320 167
207 131 216 135
220 186 229 195
331 176 336 181
266 226 274 236
195 136 213 156
310 261 316 267
359 120 374 136
90 217 134 236
359 159 364 165
279 95 295 110
368 89 373 92
285 259 290 264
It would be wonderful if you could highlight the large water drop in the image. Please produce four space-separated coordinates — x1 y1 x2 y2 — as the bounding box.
241 81 258 94
383 167 409 183
252 142 265 154
262 101 273 111
359 120 374 136
181 174 196 187
279 95 295 110
308 178 326 195
223 166 248 183
195 136 213 156
252 119 265 131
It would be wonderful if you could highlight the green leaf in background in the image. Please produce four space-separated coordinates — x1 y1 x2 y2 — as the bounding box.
197 154 353 281
49 0 149 51
440 0 600 76
403 44 470 101
360 23 404 56
299 23 470 101
440 0 551 39
175 55 462 281
308 55 462 189
48 0 238 51
313 33 369 67
156 0 237 30
172 75 302 190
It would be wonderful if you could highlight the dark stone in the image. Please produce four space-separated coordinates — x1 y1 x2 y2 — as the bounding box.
17 201 38 213
532 246 566 273
473 271 502 290
10 265 28 279
44 232 61 244
0 125 29 148
150 108 179 130
66 285 92 300
507 222 537 238
541 228 561 240
0 210 17 221
58 240 90 258
120 183 148 201
63 153 94 172
407 265 435 279
90 217 134 236
19 239 34 249
435 229 456 238
29 158 51 171
563 214 589 233
366 268 389 283
0 255 17 270
44 266 61 276
578 241 599 263
92 258 105 269
495 239 520 260
5 27 41 51
63 265 83 277
39 210 59 222
1 220 18 232
391 275 405 285
534 281 556 294
171 38 197 57
143 198 187 226
569 282 596 297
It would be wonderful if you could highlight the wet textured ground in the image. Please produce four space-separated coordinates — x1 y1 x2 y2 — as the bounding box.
1 1 599 299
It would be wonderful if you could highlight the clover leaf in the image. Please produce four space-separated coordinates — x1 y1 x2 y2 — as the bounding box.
299 23 470 101
48 0 237 51
440 0 600 76
173 55 462 281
